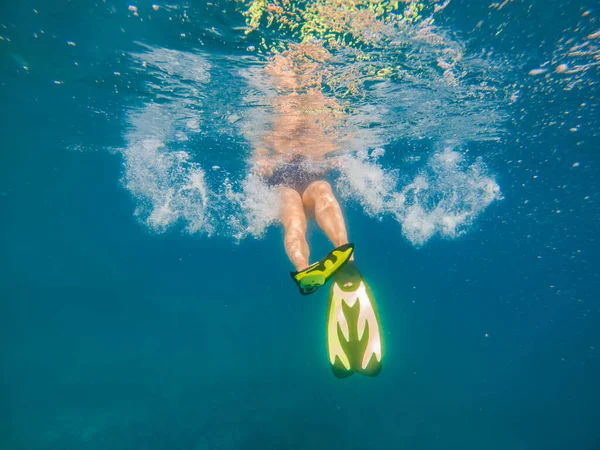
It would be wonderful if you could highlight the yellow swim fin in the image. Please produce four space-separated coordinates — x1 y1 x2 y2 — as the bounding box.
291 243 354 295
326 261 383 378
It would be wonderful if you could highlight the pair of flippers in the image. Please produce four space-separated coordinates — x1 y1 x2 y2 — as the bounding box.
291 243 383 378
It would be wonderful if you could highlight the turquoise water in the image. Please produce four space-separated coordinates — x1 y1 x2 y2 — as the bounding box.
1 1 599 449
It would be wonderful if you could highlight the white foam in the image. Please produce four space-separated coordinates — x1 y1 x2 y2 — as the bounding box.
336 148 502 246
335 149 399 218
118 45 502 246
224 174 281 241
122 130 212 234
120 46 213 234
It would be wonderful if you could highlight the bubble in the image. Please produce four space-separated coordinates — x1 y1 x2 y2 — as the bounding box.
120 46 213 234
121 45 282 239
226 174 281 240
336 148 502 246
529 68 548 76
117 41 503 247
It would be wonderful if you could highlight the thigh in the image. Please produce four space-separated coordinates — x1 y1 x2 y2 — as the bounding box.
279 187 306 228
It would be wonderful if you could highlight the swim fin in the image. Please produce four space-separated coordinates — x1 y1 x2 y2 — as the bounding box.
326 260 383 378
291 243 354 295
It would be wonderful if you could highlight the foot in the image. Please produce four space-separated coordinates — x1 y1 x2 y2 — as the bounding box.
290 243 354 295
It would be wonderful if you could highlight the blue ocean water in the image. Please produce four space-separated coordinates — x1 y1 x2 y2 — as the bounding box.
1 1 599 449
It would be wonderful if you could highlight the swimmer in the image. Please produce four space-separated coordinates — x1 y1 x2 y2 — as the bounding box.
251 50 383 378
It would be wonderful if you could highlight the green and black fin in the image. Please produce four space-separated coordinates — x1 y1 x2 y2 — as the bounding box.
291 243 354 295
326 261 383 378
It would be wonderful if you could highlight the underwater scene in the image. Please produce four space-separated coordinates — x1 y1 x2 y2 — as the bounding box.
1 0 599 449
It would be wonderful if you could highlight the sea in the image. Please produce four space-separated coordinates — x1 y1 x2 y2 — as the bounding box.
1 1 599 449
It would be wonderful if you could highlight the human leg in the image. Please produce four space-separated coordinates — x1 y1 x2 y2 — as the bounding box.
302 180 349 248
279 187 309 271
282 183 353 295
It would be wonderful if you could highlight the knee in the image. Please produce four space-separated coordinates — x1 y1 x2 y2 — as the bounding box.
303 180 333 205
310 180 332 196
